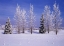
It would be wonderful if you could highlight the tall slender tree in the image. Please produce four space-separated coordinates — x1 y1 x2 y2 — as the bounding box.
14 4 21 33
14 4 27 33
21 9 27 33
29 4 35 34
43 5 51 33
53 2 62 35
49 11 54 31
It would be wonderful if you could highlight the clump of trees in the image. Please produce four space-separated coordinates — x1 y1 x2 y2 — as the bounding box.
39 2 62 35
14 4 35 34
14 4 27 34
3 2 62 34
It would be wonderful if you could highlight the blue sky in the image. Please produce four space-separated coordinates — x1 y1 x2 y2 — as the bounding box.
0 0 64 27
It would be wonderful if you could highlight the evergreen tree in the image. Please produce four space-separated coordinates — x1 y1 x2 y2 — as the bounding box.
39 14 46 33
4 17 12 34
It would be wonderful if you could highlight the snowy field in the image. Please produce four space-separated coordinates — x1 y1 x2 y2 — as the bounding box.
0 29 64 46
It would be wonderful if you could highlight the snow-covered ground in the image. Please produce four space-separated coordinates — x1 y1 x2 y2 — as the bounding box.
0 29 64 46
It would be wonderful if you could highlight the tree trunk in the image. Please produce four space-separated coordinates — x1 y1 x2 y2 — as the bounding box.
23 27 24 33
48 30 49 33
54 23 58 35
18 27 20 34
31 27 32 34
48 25 49 33
56 28 58 35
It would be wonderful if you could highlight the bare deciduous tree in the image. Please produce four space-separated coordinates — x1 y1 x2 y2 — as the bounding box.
29 4 35 34
21 9 27 33
43 5 51 33
53 2 62 35
14 4 27 33
14 4 21 33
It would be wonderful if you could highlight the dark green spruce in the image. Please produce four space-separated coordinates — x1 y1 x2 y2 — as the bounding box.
4 17 12 34
39 14 46 33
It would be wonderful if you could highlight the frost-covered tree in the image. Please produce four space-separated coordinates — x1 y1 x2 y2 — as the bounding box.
29 4 35 34
53 2 62 35
39 14 46 33
14 4 27 33
21 9 27 33
49 11 54 31
43 5 51 33
14 4 21 33
4 17 12 34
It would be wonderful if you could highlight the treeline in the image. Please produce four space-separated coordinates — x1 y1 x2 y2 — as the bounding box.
4 2 62 35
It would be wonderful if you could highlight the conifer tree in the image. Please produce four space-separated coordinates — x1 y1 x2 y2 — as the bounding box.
4 17 12 34
39 14 46 33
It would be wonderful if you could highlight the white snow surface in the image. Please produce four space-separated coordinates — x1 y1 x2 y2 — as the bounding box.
0 29 64 46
